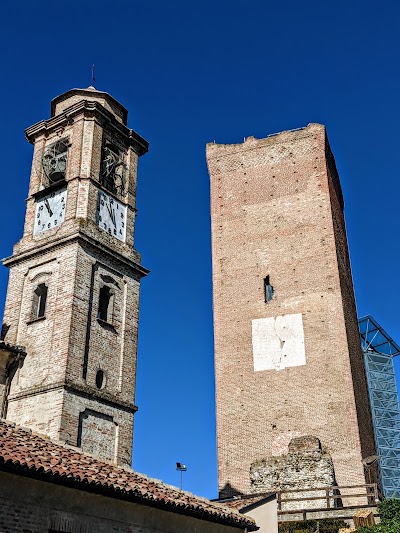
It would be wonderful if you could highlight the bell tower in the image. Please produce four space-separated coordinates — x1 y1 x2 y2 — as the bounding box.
1 87 148 466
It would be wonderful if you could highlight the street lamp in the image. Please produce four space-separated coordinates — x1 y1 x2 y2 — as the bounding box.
362 455 380 503
176 462 187 491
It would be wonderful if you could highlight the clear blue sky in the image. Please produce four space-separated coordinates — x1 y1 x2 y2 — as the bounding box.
0 0 399 499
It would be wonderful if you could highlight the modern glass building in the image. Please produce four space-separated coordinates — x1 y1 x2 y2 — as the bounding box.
359 315 400 498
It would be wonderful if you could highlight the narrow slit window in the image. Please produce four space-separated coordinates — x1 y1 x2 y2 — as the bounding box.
98 286 112 322
32 283 48 319
101 141 124 195
264 276 274 303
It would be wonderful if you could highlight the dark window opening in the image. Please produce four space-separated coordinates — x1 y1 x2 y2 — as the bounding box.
264 276 274 303
95 369 105 389
101 142 123 195
41 138 68 184
32 283 48 319
98 286 112 322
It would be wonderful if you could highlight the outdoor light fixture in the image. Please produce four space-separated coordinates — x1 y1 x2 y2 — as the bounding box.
361 455 381 503
362 455 379 467
176 462 187 490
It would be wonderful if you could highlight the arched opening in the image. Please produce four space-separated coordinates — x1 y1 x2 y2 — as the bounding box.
41 139 68 183
98 286 112 323
32 283 48 319
100 140 125 195
95 369 105 389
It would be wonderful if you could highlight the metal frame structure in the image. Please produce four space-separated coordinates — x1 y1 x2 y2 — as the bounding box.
359 315 400 498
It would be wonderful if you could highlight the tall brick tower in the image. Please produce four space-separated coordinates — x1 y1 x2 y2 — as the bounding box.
207 124 375 497
1 87 148 466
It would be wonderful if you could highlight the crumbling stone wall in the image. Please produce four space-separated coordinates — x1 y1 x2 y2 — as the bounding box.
250 436 335 490
250 436 337 510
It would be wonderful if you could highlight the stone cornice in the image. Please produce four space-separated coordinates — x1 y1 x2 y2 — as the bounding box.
8 380 138 414
25 100 149 157
51 88 129 124
2 231 149 279
28 175 136 211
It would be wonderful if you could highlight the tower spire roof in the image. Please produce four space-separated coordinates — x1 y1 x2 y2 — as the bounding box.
51 87 128 125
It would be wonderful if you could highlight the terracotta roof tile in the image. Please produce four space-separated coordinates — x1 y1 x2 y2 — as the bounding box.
215 492 276 511
0 420 257 530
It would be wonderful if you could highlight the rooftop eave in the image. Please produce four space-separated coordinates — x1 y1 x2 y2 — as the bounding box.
0 459 257 531
51 88 128 124
25 100 149 157
0 342 26 384
0 341 27 360
0 419 258 531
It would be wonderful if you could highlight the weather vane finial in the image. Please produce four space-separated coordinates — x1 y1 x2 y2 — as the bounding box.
91 64 96 85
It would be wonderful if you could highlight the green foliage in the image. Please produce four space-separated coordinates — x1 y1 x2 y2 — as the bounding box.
377 499 400 523
279 499 400 533
354 499 400 533
355 518 400 533
278 517 348 533
375 519 400 532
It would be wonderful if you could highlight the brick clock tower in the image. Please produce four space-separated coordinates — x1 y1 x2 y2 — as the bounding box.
1 87 148 466
207 124 376 497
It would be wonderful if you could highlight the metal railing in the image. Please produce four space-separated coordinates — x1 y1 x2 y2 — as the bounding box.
277 483 379 521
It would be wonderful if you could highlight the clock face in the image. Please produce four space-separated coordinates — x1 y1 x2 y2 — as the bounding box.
96 191 127 242
34 187 67 235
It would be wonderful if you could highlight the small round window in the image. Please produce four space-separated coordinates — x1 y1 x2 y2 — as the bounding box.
95 369 105 389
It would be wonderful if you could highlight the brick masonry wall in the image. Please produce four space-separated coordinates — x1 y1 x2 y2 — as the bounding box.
62 391 134 466
0 471 242 533
3 244 78 393
53 90 126 124
7 388 64 441
68 244 141 405
17 102 139 256
206 124 375 497
325 149 376 466
1 89 146 466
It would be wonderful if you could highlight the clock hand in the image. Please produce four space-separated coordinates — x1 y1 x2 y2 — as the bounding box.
44 199 53 217
110 208 116 226
106 203 116 226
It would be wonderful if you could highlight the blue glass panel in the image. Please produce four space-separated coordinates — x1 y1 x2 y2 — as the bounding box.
360 316 400 498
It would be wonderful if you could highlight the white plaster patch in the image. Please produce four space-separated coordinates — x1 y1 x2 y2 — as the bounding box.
252 313 306 371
